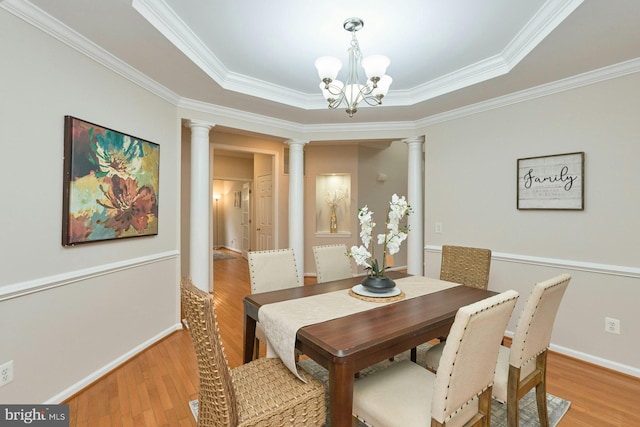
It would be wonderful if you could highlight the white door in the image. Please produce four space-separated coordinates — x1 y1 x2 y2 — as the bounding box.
256 174 274 251
241 182 251 259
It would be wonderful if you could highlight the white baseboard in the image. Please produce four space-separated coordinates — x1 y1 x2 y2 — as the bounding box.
45 323 183 404
503 330 640 378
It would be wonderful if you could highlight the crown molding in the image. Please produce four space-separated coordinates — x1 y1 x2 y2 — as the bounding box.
6 0 638 135
406 0 584 105
131 0 325 110
132 0 583 109
178 98 416 139
416 57 640 128
502 0 584 68
2 0 180 105
178 98 305 135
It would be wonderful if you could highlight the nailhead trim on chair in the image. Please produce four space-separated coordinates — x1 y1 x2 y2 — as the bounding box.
441 293 519 421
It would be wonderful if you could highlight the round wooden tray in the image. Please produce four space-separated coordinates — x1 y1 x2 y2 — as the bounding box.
348 288 406 303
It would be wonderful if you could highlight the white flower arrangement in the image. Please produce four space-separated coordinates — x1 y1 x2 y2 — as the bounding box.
349 194 411 278
326 185 349 209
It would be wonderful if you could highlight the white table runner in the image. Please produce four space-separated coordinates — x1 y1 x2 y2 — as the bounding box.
258 276 458 380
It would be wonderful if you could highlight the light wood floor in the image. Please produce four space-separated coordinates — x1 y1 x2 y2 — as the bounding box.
64 249 640 426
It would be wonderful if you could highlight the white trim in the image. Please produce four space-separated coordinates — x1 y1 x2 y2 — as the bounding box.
131 0 583 110
425 245 640 279
4 0 640 136
417 57 640 128
0 251 179 301
1 0 180 105
44 323 183 404
314 232 353 238
502 330 640 378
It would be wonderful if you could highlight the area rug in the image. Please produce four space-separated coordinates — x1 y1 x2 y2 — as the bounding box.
189 345 571 426
213 250 236 260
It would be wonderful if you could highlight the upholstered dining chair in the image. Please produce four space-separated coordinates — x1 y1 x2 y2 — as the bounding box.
247 248 301 359
312 244 353 283
352 290 519 427
181 279 326 427
440 245 492 289
425 273 571 427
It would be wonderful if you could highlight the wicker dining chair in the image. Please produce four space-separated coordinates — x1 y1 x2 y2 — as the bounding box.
424 274 571 427
312 244 353 283
439 245 492 290
180 279 326 427
352 290 519 427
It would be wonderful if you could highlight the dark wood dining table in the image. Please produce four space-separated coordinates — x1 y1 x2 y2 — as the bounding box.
242 271 497 427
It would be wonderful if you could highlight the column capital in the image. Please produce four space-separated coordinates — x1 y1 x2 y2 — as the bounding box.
185 119 216 130
402 136 425 145
285 139 309 147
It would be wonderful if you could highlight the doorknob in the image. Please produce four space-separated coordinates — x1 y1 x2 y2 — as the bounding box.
256 228 261 231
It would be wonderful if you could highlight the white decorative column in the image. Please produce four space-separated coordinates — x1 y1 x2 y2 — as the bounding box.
187 120 215 292
404 136 425 275
286 139 308 283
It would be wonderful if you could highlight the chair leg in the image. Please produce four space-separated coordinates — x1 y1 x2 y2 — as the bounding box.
478 386 492 427
253 337 260 360
507 365 521 427
410 347 417 362
535 352 550 427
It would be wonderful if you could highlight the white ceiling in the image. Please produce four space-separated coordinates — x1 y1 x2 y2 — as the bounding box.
11 0 640 126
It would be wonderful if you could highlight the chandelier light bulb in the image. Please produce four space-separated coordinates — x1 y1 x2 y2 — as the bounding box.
315 56 342 82
361 55 390 80
370 75 392 98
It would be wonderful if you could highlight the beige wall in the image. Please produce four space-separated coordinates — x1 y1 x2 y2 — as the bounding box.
304 144 359 274
0 10 181 403
4 4 634 406
421 72 640 374
357 142 410 273
303 142 409 276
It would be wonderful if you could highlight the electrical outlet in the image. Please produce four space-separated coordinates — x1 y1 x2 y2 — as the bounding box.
0 360 13 387
604 317 621 334
435 222 443 234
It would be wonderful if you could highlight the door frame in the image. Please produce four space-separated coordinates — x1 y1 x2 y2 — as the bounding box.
212 143 280 250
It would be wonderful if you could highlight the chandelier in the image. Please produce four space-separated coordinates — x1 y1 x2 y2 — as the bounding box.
315 17 392 117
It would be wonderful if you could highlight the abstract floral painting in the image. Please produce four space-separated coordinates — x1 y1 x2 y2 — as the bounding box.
62 116 159 245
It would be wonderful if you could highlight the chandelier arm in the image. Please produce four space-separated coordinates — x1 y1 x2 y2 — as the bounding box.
360 94 383 106
323 82 346 97
328 94 345 109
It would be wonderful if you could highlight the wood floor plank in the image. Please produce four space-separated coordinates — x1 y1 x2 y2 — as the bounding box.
63 249 640 426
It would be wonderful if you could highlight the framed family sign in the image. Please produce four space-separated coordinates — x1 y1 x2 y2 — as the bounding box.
62 116 160 245
517 152 584 210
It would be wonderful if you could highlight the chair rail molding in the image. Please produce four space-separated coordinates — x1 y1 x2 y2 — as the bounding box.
0 251 179 301
425 245 640 279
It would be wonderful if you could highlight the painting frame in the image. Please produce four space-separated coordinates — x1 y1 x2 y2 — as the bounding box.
517 151 584 210
62 116 160 246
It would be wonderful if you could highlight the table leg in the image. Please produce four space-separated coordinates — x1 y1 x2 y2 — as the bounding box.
243 314 256 363
329 361 355 427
